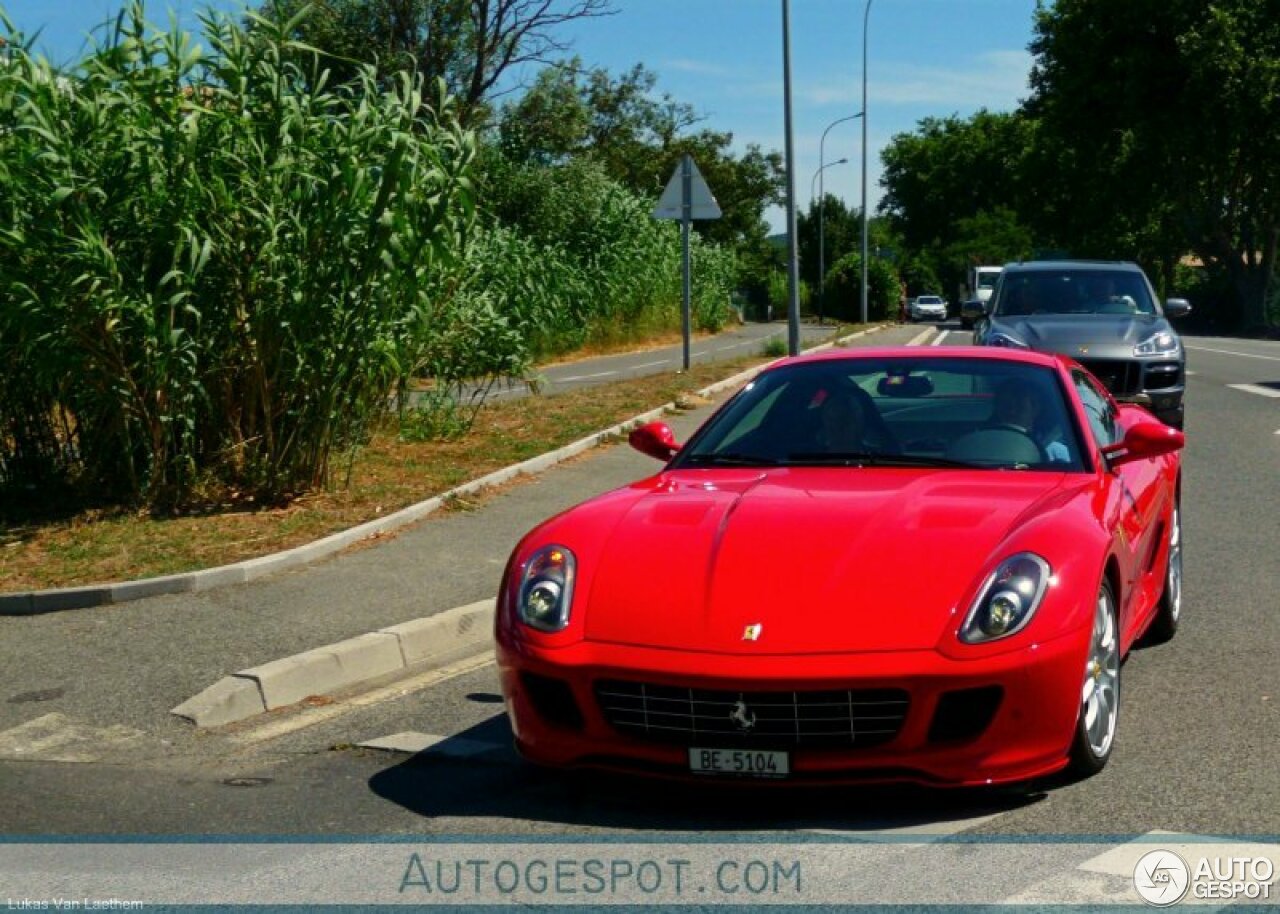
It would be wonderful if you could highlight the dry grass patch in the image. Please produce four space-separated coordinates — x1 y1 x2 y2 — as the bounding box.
0 356 766 593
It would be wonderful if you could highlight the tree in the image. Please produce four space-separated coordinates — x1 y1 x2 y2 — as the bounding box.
1027 0 1280 327
879 110 1035 256
258 0 614 124
797 194 859 291
497 61 784 254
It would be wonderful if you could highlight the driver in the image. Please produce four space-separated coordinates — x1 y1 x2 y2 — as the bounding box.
817 389 868 452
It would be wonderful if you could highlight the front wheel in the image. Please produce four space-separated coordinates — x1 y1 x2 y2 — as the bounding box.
1066 580 1121 778
1145 502 1182 644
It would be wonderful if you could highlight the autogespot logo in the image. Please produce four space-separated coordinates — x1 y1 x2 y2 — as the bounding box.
1134 850 1191 906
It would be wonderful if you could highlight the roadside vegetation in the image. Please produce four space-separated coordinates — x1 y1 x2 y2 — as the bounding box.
0 2 759 524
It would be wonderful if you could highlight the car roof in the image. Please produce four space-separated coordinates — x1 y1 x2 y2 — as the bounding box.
774 345 1068 371
1000 259 1144 274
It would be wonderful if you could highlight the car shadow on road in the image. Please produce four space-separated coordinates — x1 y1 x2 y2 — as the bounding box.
367 714 1046 833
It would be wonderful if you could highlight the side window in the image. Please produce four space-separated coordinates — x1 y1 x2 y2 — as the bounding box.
1073 371 1120 447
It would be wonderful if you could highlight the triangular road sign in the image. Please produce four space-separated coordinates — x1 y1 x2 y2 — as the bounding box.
653 157 722 220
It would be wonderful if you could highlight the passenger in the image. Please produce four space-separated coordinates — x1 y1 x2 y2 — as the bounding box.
991 379 1071 463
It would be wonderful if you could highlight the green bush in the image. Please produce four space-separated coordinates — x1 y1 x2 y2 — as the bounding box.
479 156 735 357
823 254 900 322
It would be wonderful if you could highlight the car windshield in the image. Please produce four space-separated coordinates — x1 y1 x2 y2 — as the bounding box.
917 296 943 304
674 357 1087 472
994 269 1157 316
976 272 999 291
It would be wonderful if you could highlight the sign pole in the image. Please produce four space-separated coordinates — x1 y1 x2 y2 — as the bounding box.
652 155 720 365
681 155 692 372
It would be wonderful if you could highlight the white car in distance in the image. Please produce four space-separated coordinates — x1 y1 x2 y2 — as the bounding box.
909 294 948 322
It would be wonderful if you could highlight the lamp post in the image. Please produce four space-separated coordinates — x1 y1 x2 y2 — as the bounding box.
817 112 862 324
810 157 848 325
781 0 802 355
860 0 874 324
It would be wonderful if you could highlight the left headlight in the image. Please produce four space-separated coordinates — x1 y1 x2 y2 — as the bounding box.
518 545 576 632
960 553 1051 643
1134 331 1180 357
987 331 1029 349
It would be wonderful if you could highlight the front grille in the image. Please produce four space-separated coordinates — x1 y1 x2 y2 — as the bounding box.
594 680 909 749
1078 359 1141 396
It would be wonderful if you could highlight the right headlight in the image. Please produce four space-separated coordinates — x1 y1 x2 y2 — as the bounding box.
960 552 1052 643
1134 331 1180 357
517 545 576 632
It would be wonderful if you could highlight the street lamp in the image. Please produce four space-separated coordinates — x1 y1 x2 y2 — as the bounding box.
810 157 848 326
782 0 802 356
860 0 874 324
819 112 860 323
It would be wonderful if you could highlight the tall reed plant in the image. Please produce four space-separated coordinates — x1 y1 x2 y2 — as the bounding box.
0 3 482 506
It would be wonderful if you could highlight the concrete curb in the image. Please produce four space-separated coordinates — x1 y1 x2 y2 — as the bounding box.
170 599 495 727
1 324 887 617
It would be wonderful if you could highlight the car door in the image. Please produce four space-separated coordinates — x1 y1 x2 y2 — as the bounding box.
1071 370 1147 637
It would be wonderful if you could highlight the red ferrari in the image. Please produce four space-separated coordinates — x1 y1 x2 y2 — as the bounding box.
495 347 1184 786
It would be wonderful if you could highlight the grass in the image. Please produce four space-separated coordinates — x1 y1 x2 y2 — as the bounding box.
0 354 772 593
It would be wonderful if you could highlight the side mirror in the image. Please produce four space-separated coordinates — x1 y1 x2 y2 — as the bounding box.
1100 418 1184 468
1164 298 1192 319
629 421 681 461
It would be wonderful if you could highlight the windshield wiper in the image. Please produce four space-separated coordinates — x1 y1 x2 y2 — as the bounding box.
786 450 882 466
683 452 781 467
788 452 989 469
862 453 984 469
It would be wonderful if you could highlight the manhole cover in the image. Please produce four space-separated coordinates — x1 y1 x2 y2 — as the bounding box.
221 777 273 788
8 688 65 704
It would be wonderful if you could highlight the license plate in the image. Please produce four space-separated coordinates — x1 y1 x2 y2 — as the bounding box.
688 747 789 778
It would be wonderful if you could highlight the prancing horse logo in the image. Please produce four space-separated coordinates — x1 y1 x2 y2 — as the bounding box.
729 700 757 732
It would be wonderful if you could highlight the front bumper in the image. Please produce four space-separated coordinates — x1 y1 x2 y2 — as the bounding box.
496 628 1090 787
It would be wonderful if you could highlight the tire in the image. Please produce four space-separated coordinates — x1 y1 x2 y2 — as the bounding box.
1066 579 1121 779
1145 501 1182 644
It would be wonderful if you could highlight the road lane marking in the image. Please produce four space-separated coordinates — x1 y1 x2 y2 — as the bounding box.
931 330 950 347
1228 383 1280 399
228 652 496 746
558 370 619 382
906 327 937 346
632 359 670 369
0 712 144 763
1185 344 1280 362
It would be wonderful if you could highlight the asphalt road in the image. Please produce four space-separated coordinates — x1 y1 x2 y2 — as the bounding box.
3 319 1279 903
471 320 836 403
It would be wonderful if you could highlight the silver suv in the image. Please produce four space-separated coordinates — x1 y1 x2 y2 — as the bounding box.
973 261 1191 428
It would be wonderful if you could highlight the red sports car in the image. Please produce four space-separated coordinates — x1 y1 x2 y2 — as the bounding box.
495 347 1184 786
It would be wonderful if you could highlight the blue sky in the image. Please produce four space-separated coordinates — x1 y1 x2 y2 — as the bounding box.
1 0 1041 231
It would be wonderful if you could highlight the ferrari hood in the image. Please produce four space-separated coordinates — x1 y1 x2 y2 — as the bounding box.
583 469 1071 654
992 314 1170 350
